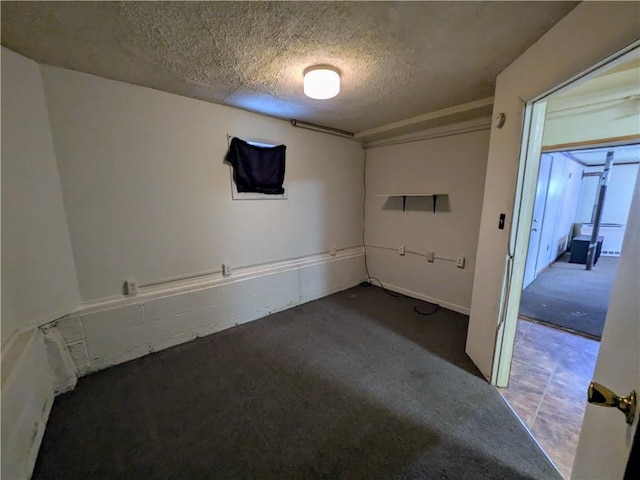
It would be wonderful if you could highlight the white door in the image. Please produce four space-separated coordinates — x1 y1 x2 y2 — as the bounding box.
523 153 552 288
572 170 639 479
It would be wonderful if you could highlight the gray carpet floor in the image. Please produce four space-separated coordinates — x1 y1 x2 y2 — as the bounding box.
33 285 560 480
520 253 619 338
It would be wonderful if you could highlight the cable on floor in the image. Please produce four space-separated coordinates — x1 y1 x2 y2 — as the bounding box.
413 304 440 316
361 277 441 315
366 276 403 297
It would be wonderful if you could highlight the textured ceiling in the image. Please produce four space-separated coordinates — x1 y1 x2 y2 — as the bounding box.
1 1 578 134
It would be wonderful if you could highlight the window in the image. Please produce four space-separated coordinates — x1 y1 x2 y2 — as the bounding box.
225 137 287 200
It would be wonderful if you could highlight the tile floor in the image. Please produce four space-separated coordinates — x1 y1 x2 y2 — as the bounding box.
498 318 600 480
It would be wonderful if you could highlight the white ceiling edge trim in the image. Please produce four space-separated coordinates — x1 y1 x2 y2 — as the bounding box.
547 85 640 113
562 149 640 167
542 136 640 153
547 95 639 119
354 96 494 140
363 116 491 149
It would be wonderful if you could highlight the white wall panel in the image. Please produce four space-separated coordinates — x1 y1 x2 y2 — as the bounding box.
364 128 490 312
1 48 80 345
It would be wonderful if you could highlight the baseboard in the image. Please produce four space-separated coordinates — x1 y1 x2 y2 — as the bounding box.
1 301 78 354
372 281 471 316
50 248 367 376
24 394 54 480
1 329 54 480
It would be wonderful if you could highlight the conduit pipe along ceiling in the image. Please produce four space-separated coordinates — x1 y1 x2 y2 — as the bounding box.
304 66 340 99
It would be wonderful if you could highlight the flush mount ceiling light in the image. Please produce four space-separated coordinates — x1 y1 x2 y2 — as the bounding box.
303 66 340 99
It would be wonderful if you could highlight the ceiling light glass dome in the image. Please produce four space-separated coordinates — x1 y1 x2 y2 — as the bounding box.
304 66 340 99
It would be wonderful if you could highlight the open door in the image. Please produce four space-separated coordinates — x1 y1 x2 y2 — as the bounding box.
571 169 639 478
522 153 552 289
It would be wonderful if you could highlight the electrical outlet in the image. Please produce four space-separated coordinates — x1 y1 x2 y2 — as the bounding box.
222 263 232 277
399 245 405 256
426 251 435 262
125 279 138 295
330 246 337 256
456 256 465 268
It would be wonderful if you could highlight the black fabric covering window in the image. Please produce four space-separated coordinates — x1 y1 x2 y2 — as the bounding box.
226 137 286 195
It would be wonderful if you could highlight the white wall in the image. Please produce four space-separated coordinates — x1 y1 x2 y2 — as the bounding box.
535 153 565 270
466 2 640 379
554 156 583 254
40 65 365 302
535 154 583 272
576 163 639 225
1 48 81 345
364 127 490 313
1 46 77 480
543 102 640 148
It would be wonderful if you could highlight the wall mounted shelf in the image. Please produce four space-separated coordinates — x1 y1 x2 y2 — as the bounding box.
376 193 446 213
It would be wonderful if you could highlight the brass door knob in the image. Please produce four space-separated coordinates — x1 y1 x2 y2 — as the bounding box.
588 381 636 425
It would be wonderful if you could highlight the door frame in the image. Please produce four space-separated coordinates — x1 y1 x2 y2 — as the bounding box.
492 41 640 388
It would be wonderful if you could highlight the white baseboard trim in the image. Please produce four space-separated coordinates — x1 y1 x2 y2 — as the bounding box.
1 329 55 480
373 281 471 316
24 394 54 480
2 302 79 354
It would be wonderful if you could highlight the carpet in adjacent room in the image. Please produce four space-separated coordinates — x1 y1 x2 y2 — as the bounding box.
519 253 618 338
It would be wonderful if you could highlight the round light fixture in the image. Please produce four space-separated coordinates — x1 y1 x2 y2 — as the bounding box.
303 66 340 99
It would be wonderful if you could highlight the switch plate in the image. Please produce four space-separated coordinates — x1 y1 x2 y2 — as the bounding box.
456 257 465 268
399 246 405 256
222 264 231 277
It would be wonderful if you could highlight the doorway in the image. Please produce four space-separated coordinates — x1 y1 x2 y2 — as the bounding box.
495 48 640 479
521 145 638 338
